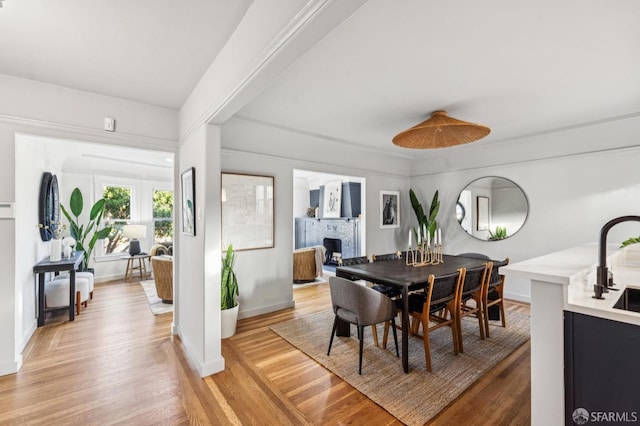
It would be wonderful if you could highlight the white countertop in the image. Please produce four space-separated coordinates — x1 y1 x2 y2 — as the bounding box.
501 243 640 326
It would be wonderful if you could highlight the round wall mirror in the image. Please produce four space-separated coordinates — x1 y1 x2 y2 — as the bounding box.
456 176 528 241
38 172 60 241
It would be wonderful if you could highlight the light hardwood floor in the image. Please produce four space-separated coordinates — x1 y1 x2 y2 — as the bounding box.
0 279 530 425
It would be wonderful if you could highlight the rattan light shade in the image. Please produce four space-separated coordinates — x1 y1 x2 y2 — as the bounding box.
392 110 490 149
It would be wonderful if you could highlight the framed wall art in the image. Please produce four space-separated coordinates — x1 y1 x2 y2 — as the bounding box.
181 167 196 236
222 173 274 251
380 190 399 229
323 180 342 218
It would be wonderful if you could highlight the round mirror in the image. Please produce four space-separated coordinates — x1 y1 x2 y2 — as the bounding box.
456 176 528 241
38 172 60 241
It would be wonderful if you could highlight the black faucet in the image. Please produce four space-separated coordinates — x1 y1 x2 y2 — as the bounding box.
594 215 640 299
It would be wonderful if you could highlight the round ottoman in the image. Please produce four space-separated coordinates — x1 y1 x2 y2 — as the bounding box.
45 277 90 315
53 272 94 300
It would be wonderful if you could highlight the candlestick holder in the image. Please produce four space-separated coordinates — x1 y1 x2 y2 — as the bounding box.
405 247 417 266
430 244 444 264
406 241 444 266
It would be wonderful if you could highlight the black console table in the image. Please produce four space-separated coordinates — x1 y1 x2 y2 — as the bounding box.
33 251 84 326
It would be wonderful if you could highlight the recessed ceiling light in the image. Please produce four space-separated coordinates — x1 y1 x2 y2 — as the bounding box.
165 158 173 163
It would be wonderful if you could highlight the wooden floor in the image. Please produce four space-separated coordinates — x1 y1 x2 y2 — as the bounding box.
0 279 530 425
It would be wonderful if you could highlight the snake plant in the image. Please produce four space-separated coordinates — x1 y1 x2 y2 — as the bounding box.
221 245 239 310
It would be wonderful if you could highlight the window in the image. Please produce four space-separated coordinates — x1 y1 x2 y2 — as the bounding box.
102 185 132 254
153 189 173 244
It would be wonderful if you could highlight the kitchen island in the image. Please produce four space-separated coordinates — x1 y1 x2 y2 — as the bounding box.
501 243 640 425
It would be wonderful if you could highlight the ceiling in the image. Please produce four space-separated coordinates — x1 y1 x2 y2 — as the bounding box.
2 1 639 160
0 0 251 109
237 0 640 158
23 135 174 180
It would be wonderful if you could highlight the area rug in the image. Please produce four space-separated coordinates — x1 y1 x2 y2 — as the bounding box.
140 280 173 315
270 309 530 426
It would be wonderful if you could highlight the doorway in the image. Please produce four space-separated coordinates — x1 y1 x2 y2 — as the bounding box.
292 169 366 278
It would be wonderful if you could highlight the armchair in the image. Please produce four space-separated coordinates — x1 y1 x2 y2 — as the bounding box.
151 256 173 304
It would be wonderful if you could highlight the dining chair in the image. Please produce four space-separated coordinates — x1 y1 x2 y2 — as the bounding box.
456 252 491 260
370 252 406 349
327 276 399 374
370 252 402 298
455 263 490 353
400 269 465 372
338 256 387 346
483 258 510 337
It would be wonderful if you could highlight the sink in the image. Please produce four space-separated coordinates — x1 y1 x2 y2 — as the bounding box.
613 287 640 313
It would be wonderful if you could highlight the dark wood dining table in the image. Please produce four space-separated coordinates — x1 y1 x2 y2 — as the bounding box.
336 254 487 373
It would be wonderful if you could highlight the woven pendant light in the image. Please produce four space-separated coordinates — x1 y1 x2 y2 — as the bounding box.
392 110 490 149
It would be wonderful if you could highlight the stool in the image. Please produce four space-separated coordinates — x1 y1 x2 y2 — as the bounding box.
53 272 95 300
45 277 90 315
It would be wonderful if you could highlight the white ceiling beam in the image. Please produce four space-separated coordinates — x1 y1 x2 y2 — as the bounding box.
179 0 369 141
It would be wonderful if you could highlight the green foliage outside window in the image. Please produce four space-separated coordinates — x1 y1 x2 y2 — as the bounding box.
103 186 131 254
153 190 173 244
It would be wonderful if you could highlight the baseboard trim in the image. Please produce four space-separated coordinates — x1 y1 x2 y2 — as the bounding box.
0 357 21 377
504 291 531 304
173 325 225 378
238 300 295 320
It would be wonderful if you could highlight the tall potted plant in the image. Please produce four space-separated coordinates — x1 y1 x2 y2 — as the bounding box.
409 189 440 243
221 245 239 338
60 187 112 271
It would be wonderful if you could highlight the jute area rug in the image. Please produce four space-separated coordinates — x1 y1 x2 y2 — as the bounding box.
140 280 173 315
270 309 530 426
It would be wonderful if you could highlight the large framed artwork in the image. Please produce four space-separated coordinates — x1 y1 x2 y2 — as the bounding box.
477 195 489 231
323 181 342 218
181 167 196 236
222 173 274 251
380 190 399 229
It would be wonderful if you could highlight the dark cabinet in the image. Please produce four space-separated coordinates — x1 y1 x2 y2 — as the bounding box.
564 311 640 424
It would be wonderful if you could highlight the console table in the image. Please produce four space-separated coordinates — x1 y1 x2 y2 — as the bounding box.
33 251 84 326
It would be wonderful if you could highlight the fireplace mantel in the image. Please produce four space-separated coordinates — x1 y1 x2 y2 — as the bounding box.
295 217 362 260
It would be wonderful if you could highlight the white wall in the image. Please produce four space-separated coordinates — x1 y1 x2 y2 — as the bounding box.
0 75 178 376
175 124 224 377
11 135 64 374
411 116 640 303
293 176 311 219
221 118 412 319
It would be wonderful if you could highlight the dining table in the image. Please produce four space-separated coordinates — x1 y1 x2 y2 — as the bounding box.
336 254 488 373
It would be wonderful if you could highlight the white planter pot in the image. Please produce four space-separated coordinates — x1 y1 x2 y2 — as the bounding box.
221 304 239 339
50 239 62 262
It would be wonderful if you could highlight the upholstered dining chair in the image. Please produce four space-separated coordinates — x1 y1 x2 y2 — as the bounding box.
455 263 490 353
370 252 403 298
483 258 510 337
327 276 399 375
338 256 386 345
403 269 465 372
151 256 173 304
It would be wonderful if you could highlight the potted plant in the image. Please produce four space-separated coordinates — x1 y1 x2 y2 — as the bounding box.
221 245 239 338
488 226 508 241
409 189 440 243
60 187 112 271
